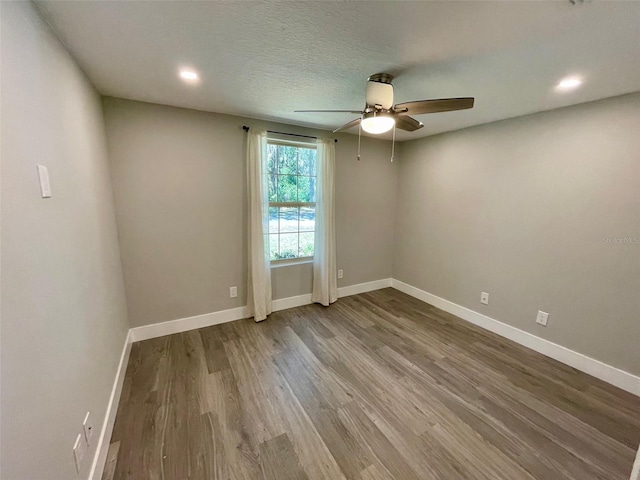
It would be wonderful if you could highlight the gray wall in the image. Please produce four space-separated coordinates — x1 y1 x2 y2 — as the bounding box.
103 98 397 327
394 93 640 375
0 2 130 479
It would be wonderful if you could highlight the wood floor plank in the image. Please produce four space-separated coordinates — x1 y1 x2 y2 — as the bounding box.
222 330 287 444
290 312 440 440
262 365 348 480
273 345 372 479
353 399 451 479
205 369 262 480
337 401 422 480
437 342 637 471
112 390 161 480
359 464 391 480
274 325 356 408
101 441 120 480
259 433 309 480
466 340 640 448
376 346 565 479
106 288 639 480
199 326 230 373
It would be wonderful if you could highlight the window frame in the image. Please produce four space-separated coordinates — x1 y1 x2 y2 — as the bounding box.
266 138 317 266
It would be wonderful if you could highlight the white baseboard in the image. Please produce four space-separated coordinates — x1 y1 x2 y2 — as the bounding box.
128 278 393 343
88 330 133 480
338 278 393 297
272 293 312 312
631 446 640 480
270 278 393 311
129 305 249 343
391 279 640 397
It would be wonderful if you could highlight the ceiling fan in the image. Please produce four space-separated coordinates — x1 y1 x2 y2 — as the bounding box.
295 73 474 135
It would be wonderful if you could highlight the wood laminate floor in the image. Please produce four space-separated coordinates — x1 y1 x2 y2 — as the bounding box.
104 288 640 480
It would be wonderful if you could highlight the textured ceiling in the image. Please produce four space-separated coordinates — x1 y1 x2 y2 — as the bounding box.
36 1 640 140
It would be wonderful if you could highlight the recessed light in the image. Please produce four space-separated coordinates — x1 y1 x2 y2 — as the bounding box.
179 70 199 82
556 76 583 91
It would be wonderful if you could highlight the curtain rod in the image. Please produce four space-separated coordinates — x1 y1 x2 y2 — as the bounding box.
242 126 337 143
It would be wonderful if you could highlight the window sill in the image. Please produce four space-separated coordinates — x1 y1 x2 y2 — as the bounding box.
270 258 314 269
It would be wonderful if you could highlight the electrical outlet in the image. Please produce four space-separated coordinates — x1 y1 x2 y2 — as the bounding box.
73 433 87 473
337 269 344 279
536 310 549 326
229 286 237 298
480 292 489 305
82 412 93 445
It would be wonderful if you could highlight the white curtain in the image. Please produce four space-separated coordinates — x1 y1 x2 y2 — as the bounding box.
246 129 272 322
312 138 338 306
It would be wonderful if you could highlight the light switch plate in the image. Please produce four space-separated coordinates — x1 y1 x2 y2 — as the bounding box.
73 433 87 473
83 412 93 445
36 165 52 198
536 310 549 326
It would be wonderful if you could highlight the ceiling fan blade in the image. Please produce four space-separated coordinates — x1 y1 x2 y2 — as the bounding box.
295 109 364 114
394 115 424 132
394 97 474 116
333 118 361 133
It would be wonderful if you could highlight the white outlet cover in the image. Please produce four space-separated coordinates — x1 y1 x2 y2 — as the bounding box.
337 269 344 279
83 412 93 445
229 286 238 298
536 310 549 326
73 433 87 473
480 292 489 305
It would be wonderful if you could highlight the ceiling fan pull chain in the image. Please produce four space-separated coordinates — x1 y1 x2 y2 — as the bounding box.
391 123 396 162
357 122 362 161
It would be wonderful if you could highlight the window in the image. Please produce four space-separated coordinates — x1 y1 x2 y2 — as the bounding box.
267 140 317 262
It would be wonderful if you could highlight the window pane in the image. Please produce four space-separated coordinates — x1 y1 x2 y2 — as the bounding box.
278 145 298 175
278 207 298 233
277 175 297 202
269 234 279 261
297 176 316 202
279 233 298 259
268 174 277 202
298 148 316 176
267 143 318 263
269 207 278 234
267 144 278 174
299 207 315 232
299 232 314 258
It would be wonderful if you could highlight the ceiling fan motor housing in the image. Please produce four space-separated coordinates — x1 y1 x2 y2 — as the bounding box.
366 76 394 110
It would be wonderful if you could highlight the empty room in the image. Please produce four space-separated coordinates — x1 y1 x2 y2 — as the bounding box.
2 1 639 479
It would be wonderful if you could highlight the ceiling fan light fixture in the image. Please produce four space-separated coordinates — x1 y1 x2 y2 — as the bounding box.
361 111 395 134
179 69 199 82
556 76 583 91
297 73 474 134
